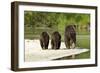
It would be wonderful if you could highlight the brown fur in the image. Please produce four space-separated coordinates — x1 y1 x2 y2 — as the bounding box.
51 31 61 49
40 32 49 49
64 25 76 49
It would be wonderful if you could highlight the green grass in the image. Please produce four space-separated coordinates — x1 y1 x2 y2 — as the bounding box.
75 51 90 59
54 51 90 60
76 35 90 49
75 35 90 59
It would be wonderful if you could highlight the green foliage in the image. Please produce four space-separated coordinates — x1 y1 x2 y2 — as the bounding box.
24 11 90 29
24 11 90 39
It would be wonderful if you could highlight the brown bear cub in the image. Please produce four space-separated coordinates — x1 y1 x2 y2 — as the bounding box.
40 32 49 49
51 31 61 49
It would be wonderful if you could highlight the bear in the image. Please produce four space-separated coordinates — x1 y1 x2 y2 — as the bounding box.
64 25 76 49
40 31 49 49
51 31 61 49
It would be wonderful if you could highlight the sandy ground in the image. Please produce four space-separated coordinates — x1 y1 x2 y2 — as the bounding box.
25 39 89 62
